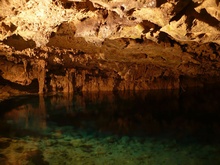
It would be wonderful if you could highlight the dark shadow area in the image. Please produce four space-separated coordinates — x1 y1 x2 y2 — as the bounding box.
199 8 220 29
209 42 220 56
0 76 39 93
1 22 17 33
158 32 176 47
26 150 49 165
3 34 36 50
61 0 96 11
0 94 39 117
0 88 220 144
140 20 160 34
156 0 167 7
216 0 220 6
170 0 220 31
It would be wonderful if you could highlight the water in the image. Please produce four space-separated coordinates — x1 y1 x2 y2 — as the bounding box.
0 88 220 165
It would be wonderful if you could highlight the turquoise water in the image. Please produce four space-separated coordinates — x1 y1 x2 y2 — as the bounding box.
0 89 220 165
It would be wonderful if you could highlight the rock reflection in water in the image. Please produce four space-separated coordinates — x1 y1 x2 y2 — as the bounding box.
3 95 47 136
1 89 220 165
1 89 220 142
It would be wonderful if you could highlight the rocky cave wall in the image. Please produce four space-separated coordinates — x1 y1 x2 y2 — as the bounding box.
0 0 220 94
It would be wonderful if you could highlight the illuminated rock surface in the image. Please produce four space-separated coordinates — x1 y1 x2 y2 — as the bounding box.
0 0 220 95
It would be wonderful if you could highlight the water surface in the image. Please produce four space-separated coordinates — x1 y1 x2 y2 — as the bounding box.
0 89 220 165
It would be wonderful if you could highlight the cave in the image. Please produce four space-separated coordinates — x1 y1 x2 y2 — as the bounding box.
0 0 220 95
0 0 220 164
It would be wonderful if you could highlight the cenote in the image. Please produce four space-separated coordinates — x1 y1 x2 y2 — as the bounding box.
0 88 220 165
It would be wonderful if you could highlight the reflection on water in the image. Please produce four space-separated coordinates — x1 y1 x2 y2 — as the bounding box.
0 89 220 164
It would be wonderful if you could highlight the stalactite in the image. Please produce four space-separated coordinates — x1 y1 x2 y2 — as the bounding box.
65 68 75 93
63 69 73 93
37 60 47 94
22 59 27 73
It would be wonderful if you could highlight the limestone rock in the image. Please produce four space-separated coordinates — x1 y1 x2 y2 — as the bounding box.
0 0 220 94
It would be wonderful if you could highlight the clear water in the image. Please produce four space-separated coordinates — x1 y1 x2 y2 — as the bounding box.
0 89 220 165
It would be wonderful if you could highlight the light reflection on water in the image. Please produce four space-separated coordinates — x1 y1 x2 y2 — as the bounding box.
0 89 220 165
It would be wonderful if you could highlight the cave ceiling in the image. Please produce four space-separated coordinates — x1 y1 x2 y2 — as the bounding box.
0 0 220 93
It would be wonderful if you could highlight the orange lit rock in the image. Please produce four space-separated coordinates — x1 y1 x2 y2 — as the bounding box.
0 0 220 96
